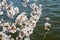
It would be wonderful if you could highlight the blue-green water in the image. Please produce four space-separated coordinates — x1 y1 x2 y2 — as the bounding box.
0 0 60 40
30 0 60 40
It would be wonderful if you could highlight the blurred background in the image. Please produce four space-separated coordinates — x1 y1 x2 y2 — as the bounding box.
0 0 60 40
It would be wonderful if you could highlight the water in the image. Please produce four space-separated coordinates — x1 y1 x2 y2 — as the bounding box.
0 0 60 40
30 0 60 40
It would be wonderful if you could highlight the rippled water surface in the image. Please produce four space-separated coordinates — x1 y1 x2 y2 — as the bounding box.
31 0 60 40
0 0 60 40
